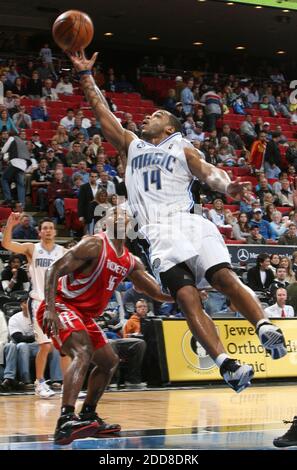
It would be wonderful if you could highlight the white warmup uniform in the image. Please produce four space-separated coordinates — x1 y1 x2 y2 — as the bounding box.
125 132 230 285
29 243 65 343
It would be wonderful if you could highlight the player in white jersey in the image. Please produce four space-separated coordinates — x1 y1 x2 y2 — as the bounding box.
2 214 67 398
68 50 287 393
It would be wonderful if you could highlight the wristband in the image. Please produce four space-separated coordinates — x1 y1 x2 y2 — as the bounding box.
78 70 92 77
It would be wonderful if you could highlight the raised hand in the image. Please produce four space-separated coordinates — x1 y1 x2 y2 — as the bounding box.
66 48 98 72
7 212 22 228
226 177 249 201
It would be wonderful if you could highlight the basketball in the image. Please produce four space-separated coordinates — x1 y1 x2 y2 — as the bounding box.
52 10 94 52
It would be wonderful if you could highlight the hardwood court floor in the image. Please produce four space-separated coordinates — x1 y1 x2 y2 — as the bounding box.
0 384 296 449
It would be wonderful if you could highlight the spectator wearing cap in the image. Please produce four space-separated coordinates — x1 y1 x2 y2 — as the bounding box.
45 147 61 174
31 98 48 122
246 225 266 245
183 116 204 143
31 131 46 159
250 208 276 240
278 223 297 245
173 101 186 122
174 75 184 100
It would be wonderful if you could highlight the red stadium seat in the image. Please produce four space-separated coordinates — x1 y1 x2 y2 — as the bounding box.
64 198 84 232
0 206 12 221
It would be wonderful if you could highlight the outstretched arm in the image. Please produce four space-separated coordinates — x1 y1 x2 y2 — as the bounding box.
184 147 248 200
67 49 136 155
43 237 101 336
128 257 173 303
2 213 34 261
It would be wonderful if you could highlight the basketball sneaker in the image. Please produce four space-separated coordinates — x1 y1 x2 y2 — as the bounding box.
79 411 121 436
220 358 254 393
34 380 55 398
256 321 287 359
273 417 297 448
54 413 99 445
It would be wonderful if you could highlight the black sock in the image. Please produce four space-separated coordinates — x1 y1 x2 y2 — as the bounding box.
80 404 96 415
61 405 75 417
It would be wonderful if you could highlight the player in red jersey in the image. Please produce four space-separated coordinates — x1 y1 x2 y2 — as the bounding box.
37 207 172 445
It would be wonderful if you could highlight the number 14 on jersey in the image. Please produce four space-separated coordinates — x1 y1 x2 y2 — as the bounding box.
143 169 162 191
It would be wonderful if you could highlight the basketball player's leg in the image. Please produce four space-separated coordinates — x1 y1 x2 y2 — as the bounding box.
203 233 287 360
176 284 225 359
160 264 253 393
33 316 56 398
53 330 100 445
83 343 119 407
78 320 121 435
36 303 100 444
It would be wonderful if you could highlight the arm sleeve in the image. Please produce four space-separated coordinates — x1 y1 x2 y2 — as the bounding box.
11 332 35 343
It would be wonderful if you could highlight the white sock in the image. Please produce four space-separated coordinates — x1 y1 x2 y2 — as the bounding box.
214 353 229 368
256 319 271 330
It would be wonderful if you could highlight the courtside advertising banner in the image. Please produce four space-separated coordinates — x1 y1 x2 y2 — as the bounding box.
162 319 297 382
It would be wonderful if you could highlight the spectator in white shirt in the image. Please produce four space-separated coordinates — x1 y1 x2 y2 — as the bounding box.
265 288 295 318
60 108 75 131
56 76 73 95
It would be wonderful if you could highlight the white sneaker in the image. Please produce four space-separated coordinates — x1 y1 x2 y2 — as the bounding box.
256 321 287 359
34 380 56 398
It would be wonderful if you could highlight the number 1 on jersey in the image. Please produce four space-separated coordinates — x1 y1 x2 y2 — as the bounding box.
143 169 162 191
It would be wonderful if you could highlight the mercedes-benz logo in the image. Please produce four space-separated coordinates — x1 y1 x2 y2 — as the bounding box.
237 248 249 262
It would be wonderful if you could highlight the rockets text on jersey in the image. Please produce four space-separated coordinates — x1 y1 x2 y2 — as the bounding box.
56 232 135 317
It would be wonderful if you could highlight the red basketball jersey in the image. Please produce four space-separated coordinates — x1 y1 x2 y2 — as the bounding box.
56 232 135 317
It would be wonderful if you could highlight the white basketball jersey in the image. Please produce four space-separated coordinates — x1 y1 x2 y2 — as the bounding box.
126 133 195 229
29 243 64 301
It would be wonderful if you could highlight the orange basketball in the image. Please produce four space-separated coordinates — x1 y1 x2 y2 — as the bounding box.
52 10 94 52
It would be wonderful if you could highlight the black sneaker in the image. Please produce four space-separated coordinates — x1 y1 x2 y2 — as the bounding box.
54 413 99 445
273 417 297 447
79 411 121 436
220 358 254 393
